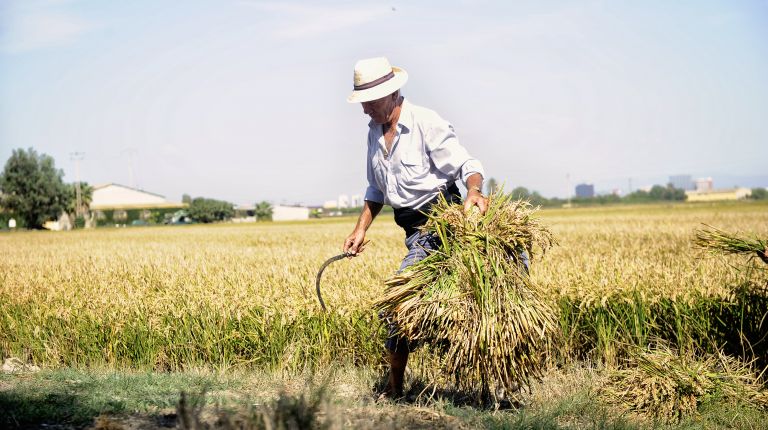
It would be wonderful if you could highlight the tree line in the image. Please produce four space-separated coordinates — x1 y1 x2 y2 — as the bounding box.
485 178 767 208
0 148 273 229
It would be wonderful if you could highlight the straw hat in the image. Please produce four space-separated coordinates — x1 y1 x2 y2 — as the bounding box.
347 57 408 103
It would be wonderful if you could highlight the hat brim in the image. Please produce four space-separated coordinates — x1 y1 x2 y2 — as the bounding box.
347 67 408 103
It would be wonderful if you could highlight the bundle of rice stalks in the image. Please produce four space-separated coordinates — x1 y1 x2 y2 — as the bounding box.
601 344 768 424
374 191 557 396
694 225 768 264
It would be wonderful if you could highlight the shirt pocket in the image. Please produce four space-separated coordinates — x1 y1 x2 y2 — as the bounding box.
399 144 429 185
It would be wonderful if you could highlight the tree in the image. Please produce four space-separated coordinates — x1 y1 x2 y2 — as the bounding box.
509 186 531 200
749 188 767 200
254 201 273 221
485 177 498 195
648 185 667 200
66 181 93 215
182 194 192 204
0 148 71 229
187 197 234 223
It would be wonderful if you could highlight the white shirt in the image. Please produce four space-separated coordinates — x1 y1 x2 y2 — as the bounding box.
364 99 484 209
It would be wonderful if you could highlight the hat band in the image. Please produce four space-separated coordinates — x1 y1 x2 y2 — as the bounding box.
354 71 395 91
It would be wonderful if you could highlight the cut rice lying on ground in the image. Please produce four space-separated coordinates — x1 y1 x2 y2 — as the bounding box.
600 344 768 424
375 191 557 397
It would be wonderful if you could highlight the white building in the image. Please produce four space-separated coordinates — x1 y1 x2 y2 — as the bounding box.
695 177 713 193
89 183 185 226
686 187 751 202
338 194 349 209
91 183 183 210
323 200 338 209
350 194 363 207
273 205 310 221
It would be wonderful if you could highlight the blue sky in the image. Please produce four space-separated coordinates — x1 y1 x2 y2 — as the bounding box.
1 0 767 205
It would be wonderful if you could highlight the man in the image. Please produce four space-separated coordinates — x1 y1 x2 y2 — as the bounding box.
342 57 488 398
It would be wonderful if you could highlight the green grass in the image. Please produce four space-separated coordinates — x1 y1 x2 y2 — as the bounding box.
0 368 234 427
2 365 767 429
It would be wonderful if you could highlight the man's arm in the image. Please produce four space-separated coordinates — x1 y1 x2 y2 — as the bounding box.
343 200 383 255
420 115 488 214
463 173 488 214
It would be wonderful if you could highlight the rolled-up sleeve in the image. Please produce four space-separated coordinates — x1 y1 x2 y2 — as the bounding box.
425 119 485 184
364 154 384 204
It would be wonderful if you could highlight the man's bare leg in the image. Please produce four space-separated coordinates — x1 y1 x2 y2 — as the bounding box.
386 348 409 397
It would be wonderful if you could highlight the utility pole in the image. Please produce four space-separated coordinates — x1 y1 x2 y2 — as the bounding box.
70 152 85 217
123 148 138 188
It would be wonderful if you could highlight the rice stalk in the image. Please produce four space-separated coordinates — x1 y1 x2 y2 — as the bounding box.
374 191 558 396
694 224 768 264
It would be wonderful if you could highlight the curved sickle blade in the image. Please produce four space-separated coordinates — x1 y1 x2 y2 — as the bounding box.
315 253 349 311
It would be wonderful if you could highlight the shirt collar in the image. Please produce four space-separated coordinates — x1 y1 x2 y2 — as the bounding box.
367 98 412 133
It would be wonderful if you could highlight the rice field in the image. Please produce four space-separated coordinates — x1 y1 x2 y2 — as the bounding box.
1 201 767 378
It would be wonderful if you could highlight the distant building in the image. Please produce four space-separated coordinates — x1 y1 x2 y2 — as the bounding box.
232 204 256 223
575 183 594 198
43 212 73 231
273 205 310 221
90 183 185 225
669 175 694 191
686 188 751 202
91 183 183 210
338 194 349 209
695 177 713 193
350 194 363 207
323 200 338 209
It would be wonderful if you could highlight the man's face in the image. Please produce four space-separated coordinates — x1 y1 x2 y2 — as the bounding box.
361 93 396 124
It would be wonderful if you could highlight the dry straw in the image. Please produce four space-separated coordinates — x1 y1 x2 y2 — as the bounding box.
374 191 557 396
601 344 768 424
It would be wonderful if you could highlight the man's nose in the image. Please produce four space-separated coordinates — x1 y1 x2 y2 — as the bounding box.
362 103 372 115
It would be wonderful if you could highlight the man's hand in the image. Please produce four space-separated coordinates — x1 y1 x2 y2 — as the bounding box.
464 188 488 215
343 229 368 256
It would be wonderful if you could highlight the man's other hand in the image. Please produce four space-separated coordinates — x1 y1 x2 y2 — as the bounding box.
343 229 367 256
464 189 488 215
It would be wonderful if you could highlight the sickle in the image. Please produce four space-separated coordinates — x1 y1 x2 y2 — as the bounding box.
315 241 369 311
315 252 350 311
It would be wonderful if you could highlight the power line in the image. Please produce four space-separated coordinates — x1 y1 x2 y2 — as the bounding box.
70 152 85 216
120 148 138 188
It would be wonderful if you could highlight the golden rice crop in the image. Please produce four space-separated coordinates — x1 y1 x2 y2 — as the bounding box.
0 201 767 374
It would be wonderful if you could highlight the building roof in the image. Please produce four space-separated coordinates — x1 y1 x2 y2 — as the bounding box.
90 183 184 210
92 183 166 199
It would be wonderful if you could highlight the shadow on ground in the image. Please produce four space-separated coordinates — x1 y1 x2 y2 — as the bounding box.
0 388 176 429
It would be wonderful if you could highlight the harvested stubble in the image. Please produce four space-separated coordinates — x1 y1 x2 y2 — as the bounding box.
374 192 557 395
601 344 768 424
695 224 768 264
